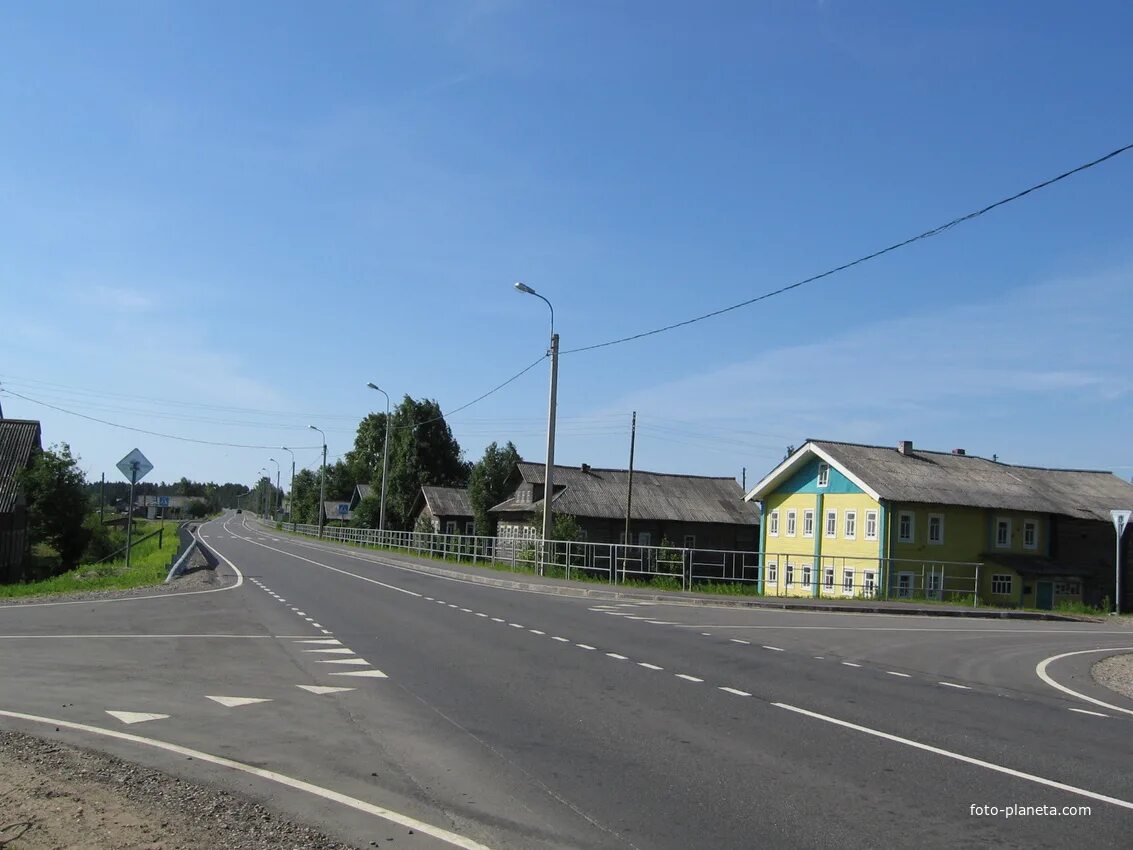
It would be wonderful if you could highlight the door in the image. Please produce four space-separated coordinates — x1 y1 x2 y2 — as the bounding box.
1036 581 1054 610
896 572 915 598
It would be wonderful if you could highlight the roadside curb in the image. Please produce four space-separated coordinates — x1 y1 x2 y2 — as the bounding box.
285 531 1087 622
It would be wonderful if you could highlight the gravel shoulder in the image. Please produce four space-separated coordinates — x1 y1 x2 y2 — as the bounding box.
0 730 360 850
1091 653 1133 700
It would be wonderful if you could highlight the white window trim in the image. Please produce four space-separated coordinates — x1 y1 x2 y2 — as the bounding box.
927 513 944 546
824 509 837 539
817 462 830 488
444 520 457 534
823 566 835 590
786 510 797 537
683 534 696 549
844 510 857 540
801 564 813 589
785 562 795 586
991 573 1014 595
769 510 779 537
865 510 879 541
1023 519 1038 550
862 570 877 598
995 518 1012 549
842 568 855 596
898 511 915 543
766 561 778 584
802 509 814 539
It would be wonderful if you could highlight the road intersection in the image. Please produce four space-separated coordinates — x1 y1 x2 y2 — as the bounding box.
2 511 1132 848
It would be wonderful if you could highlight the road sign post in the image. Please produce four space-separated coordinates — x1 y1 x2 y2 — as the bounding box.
1113 510 1131 615
116 449 154 569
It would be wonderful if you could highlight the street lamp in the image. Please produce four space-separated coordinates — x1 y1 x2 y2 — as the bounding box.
309 425 327 539
280 446 296 530
267 458 281 520
514 281 558 576
366 382 392 537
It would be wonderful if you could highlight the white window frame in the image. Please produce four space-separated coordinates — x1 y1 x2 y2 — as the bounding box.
995 518 1011 548
444 520 456 534
865 510 878 541
928 513 944 545
844 510 857 540
683 534 696 549
823 566 835 590
898 511 914 543
824 510 837 539
766 560 778 584
801 564 813 589
842 568 855 596
863 570 877 598
802 509 814 539
786 562 795 586
926 572 943 600
786 510 797 537
768 510 779 537
638 531 652 547
817 462 830 488
991 573 1013 595
1023 519 1038 550
465 521 475 535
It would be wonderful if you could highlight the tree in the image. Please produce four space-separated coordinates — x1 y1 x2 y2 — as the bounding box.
350 494 382 529
289 469 321 524
19 443 90 571
343 412 388 487
468 441 522 535
187 500 210 519
531 502 582 542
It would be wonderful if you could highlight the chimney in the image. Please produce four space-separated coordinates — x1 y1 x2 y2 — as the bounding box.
897 440 913 456
952 448 966 456
580 463 591 474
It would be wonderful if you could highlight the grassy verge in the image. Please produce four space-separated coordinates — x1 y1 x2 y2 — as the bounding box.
0 520 180 599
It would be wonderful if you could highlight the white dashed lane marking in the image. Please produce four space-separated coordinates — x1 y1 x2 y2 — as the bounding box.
939 682 971 690
719 687 752 697
887 671 911 678
676 674 703 683
639 663 663 670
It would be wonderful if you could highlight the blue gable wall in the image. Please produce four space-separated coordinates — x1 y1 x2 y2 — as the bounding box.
778 455 863 495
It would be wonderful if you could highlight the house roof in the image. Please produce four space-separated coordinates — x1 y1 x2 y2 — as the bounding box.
490 461 757 525
746 439 1133 522
354 484 374 500
0 419 42 514
420 486 473 518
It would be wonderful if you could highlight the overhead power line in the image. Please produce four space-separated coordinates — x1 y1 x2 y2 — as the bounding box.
562 141 1133 355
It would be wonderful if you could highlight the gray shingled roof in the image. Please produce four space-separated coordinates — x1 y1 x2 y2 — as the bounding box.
491 462 757 525
421 486 472 517
810 440 1133 522
355 484 374 501
0 419 42 514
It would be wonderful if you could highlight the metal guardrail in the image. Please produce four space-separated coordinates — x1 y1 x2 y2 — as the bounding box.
258 517 983 603
163 524 199 583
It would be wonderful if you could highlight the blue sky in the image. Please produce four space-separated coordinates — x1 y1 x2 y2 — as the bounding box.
2 0 1131 489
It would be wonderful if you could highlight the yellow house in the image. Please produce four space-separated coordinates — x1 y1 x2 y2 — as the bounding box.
744 439 1133 609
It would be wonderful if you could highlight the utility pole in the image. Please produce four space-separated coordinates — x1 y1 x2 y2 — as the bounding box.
541 332 559 575
310 426 328 539
99 472 105 524
624 411 636 556
742 466 746 493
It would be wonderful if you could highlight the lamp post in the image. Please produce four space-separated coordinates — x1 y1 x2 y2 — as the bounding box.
514 281 558 576
366 383 392 538
309 425 327 539
267 458 281 521
280 447 296 530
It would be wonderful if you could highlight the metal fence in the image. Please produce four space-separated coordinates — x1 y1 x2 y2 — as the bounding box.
261 518 982 603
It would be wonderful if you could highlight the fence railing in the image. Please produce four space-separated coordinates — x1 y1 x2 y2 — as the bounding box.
259 516 983 604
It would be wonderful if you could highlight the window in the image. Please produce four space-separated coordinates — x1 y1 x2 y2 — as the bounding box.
786 510 797 537
786 562 795 586
1023 519 1038 550
801 565 812 588
823 566 834 590
995 518 1011 548
465 521 475 535
803 509 814 538
927 572 942 599
863 570 877 598
638 532 652 546
769 510 780 536
844 510 857 540
1054 581 1080 596
766 560 778 584
683 534 696 549
991 574 1013 595
817 462 829 488
928 514 944 545
825 510 837 538
577 528 588 541
898 511 914 543
865 510 878 541
444 521 456 534
842 568 855 596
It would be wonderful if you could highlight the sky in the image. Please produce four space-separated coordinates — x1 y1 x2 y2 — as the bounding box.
2 0 1132 490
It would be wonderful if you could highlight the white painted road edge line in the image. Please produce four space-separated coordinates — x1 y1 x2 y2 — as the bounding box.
773 701 1133 811
0 708 492 849
939 682 970 690
1069 708 1109 717
1035 647 1133 718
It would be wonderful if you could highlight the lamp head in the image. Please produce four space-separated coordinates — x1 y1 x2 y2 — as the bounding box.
514 281 536 295
366 382 379 390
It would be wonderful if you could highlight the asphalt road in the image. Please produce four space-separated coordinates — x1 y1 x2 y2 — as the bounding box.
3 511 1133 849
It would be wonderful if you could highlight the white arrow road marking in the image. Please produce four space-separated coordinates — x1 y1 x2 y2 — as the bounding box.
206 696 273 708
316 658 370 665
330 669 388 678
297 685 356 695
106 711 169 725
294 638 342 645
303 648 355 654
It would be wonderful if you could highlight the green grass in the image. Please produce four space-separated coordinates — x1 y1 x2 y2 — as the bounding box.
0 520 179 598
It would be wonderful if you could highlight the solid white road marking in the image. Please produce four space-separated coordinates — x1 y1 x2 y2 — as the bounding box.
719 687 752 697
774 701 1133 811
576 644 596 650
762 645 784 652
841 662 862 668
676 674 703 682
297 685 356 695
625 616 650 620
330 669 388 678
106 711 169 725
316 658 370 665
0 708 492 849
303 648 355 655
206 696 272 708
645 621 674 625
639 663 663 670
887 671 912 678
1069 708 1109 717
606 653 628 660
1035 647 1133 718
939 682 971 690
